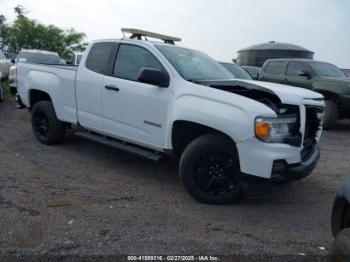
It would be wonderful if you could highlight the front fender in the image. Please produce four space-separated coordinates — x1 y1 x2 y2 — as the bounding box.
170 92 276 145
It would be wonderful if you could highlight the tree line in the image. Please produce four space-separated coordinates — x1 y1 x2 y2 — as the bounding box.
0 5 87 59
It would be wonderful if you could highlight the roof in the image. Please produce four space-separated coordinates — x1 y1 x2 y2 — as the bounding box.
264 58 333 64
238 41 313 53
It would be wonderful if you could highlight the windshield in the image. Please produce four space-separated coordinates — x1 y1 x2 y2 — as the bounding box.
18 52 60 64
0 51 5 60
310 62 346 78
156 45 232 81
220 63 252 80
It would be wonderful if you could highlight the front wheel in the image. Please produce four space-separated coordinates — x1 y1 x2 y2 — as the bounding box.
180 134 242 204
31 101 66 145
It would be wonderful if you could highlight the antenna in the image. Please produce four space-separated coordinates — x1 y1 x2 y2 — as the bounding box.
121 28 181 45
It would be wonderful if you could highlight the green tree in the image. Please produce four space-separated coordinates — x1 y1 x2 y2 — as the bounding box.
3 5 87 59
0 15 9 49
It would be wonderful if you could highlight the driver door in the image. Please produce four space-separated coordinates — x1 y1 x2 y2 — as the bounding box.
102 44 172 149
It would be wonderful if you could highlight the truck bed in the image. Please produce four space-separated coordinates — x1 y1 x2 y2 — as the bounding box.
17 62 79 123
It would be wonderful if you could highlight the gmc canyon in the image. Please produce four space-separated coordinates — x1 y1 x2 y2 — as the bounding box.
17 29 325 204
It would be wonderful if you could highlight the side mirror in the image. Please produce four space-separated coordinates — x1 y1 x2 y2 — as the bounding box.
138 67 169 87
10 58 16 64
298 70 312 79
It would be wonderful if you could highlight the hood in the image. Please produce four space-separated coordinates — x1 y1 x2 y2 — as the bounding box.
195 79 323 105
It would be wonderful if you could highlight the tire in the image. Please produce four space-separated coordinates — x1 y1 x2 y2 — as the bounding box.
324 99 338 130
329 228 350 260
31 101 65 145
179 134 242 204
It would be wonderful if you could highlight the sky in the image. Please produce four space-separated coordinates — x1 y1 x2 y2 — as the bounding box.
1 0 350 68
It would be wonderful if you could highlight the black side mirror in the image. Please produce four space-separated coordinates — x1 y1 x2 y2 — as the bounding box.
10 58 16 64
138 67 169 87
298 70 312 79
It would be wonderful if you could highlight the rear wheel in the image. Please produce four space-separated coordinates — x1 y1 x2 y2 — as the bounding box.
180 134 242 204
31 101 65 145
324 99 338 130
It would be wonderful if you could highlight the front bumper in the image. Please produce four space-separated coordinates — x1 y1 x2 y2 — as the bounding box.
243 146 320 183
270 145 320 182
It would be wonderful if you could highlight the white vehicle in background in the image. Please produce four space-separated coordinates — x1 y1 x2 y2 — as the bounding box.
0 49 12 78
16 29 325 204
72 52 83 65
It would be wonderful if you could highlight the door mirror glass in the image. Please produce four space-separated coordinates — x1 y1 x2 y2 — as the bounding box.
10 58 16 64
138 67 170 87
298 70 312 79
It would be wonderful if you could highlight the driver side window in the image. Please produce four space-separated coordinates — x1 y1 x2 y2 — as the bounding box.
113 44 164 82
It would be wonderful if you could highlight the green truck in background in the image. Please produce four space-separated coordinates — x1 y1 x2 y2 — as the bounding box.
259 58 350 130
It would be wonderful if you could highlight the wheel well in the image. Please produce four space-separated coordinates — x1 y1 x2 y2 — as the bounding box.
29 89 51 108
317 90 338 101
172 120 235 156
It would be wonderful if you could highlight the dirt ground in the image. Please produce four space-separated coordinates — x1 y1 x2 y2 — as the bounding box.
1 95 350 258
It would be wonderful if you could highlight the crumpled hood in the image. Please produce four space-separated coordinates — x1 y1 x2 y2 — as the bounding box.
240 80 324 104
195 79 323 105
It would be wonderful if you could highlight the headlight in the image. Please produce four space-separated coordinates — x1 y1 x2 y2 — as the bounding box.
255 116 300 145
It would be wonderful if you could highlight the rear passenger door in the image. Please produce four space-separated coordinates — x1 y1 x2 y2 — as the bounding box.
285 62 314 89
260 61 286 84
76 42 116 131
102 43 172 149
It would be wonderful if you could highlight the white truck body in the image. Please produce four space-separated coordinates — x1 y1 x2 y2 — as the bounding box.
17 38 324 182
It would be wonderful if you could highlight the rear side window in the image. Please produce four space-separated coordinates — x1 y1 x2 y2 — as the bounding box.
113 44 164 82
265 61 285 75
286 62 310 76
86 42 114 74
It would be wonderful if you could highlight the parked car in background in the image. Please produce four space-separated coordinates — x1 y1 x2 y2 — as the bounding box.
220 62 252 79
8 65 17 95
242 66 261 80
341 69 350 78
259 59 350 130
17 49 60 64
0 49 12 78
330 173 350 259
72 53 83 65
16 29 325 204
4 52 18 60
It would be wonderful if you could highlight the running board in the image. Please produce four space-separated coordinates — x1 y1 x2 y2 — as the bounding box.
75 131 164 162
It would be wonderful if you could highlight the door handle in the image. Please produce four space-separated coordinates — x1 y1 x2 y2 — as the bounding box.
105 85 120 92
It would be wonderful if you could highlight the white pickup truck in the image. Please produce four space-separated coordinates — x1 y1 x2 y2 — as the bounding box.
17 29 325 204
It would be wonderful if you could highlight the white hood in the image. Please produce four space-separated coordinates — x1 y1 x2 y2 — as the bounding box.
239 80 324 104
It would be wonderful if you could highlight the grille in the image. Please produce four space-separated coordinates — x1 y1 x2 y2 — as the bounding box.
301 106 323 161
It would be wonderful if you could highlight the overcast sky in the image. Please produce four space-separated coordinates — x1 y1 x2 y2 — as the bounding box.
1 0 349 68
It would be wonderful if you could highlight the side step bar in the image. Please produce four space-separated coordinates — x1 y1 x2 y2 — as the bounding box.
75 131 164 162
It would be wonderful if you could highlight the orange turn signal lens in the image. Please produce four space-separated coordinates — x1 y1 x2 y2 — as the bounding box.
255 120 270 138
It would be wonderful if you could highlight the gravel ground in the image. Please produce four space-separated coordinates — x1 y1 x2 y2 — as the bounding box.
1 95 350 258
